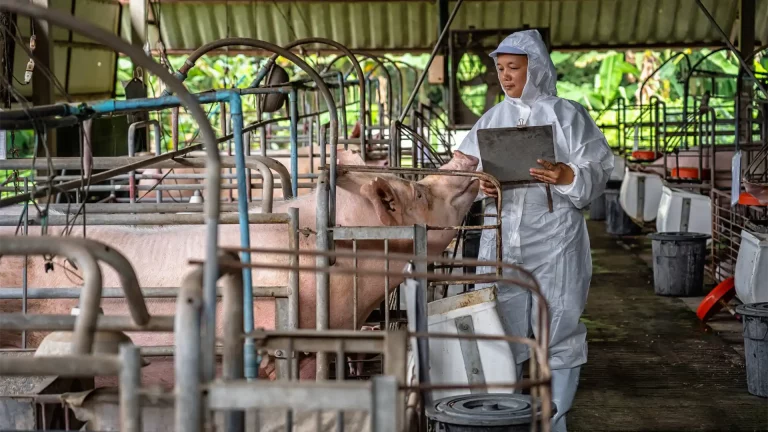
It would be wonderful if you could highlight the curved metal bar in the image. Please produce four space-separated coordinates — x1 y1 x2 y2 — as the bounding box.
176 250 244 432
169 37 339 167
128 119 162 204
687 47 731 77
354 51 394 129
162 40 336 377
746 44 768 62
267 37 367 150
0 2 221 377
0 235 151 355
374 55 405 119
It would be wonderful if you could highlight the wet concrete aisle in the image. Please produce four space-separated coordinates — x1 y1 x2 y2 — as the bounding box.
568 220 768 432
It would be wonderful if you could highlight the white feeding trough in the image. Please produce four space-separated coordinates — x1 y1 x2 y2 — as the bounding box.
406 286 518 402
610 154 626 182
619 168 664 223
735 229 768 304
656 186 712 237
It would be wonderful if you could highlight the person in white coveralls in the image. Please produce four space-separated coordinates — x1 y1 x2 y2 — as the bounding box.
456 29 614 432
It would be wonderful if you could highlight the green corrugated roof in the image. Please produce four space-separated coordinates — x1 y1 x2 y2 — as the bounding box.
134 0 768 52
7 0 768 99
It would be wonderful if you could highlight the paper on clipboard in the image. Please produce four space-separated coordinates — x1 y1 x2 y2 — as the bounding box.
476 124 557 187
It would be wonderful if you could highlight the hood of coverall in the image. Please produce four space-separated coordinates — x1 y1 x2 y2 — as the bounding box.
489 29 557 106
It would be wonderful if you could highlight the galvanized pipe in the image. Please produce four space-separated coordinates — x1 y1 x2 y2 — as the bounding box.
222 256 245 430
127 119 162 204
271 37 366 151
0 8 225 349
0 144 205 207
287 207 300 378
289 89 299 197
0 212 290 226
315 170 330 380
119 344 142 432
0 354 121 376
0 313 174 332
175 265 204 432
0 236 102 354
1 156 292 202
0 202 251 214
0 285 287 299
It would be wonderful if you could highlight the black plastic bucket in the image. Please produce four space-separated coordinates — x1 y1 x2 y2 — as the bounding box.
605 189 641 236
648 232 711 296
735 303 768 398
427 393 551 431
589 193 607 221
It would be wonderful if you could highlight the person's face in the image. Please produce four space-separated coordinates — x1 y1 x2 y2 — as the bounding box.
496 53 528 98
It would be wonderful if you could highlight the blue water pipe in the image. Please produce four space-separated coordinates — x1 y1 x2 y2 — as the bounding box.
89 88 287 380
289 89 299 198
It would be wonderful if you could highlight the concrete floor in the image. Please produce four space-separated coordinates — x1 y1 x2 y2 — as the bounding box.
568 219 768 432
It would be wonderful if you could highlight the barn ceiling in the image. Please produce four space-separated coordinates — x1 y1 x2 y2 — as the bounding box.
6 0 768 99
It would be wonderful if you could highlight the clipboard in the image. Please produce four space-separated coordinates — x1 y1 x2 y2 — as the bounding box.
477 123 557 212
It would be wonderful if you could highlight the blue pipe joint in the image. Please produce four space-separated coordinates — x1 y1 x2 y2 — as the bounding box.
160 71 188 97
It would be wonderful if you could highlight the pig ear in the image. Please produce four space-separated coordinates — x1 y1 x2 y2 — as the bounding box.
360 177 402 226
336 149 366 166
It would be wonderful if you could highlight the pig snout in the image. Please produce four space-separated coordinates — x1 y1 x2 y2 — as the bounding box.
441 151 479 172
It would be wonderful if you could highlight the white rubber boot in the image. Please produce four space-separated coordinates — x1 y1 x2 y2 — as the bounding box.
550 366 581 432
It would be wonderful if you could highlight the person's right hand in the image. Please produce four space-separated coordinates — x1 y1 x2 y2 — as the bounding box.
480 179 498 197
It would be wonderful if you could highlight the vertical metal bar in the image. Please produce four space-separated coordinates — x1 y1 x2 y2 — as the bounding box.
383 330 408 432
275 298 289 380
413 224 431 424
286 336 295 431
384 239 389 330
119 344 142 432
229 93 256 380
309 116 315 181
315 170 330 380
176 268 203 432
222 101 233 202
223 268 245 432
171 107 179 152
353 239 358 330
21 178 28 349
371 376 398 432
289 89 299 198
336 341 345 432
245 131 252 202
288 207 300 379
336 71 348 141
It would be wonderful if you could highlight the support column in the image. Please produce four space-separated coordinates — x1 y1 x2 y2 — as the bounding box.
31 0 55 159
737 0 755 146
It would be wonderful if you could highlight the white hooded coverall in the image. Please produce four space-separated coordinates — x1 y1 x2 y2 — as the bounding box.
456 30 614 431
